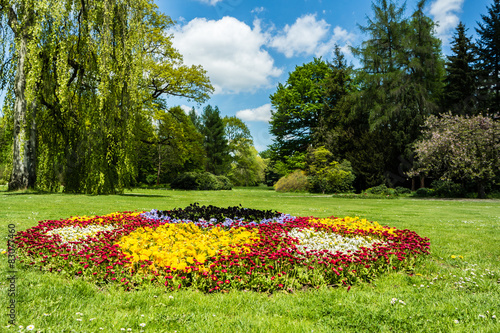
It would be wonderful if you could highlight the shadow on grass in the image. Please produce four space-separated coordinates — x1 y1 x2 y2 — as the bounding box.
1 190 168 198
118 193 169 198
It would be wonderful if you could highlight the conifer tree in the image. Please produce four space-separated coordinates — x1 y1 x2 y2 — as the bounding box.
201 105 230 175
443 22 478 115
476 0 500 112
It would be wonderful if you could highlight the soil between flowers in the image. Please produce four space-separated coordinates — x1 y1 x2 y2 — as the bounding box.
14 204 430 292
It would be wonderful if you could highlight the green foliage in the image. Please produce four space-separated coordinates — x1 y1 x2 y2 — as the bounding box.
1 1 212 194
412 114 500 198
269 58 331 159
201 105 230 175
443 22 478 115
306 146 355 194
365 184 392 195
274 170 309 192
222 116 264 186
346 0 444 189
475 0 500 113
430 180 466 198
414 187 434 197
170 172 232 191
395 186 412 194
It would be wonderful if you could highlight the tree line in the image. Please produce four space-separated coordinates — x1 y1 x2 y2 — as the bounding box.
265 0 500 198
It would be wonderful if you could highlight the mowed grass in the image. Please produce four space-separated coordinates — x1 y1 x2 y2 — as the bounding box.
0 185 499 332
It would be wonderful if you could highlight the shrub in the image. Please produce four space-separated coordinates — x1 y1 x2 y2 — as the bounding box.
431 180 466 198
170 172 232 191
414 187 434 197
215 175 233 190
395 186 412 194
365 184 397 196
306 146 355 194
274 170 309 192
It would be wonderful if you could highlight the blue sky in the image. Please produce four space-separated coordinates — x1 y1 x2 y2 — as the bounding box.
162 1 490 151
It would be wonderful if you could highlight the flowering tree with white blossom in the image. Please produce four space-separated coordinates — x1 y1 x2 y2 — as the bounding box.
412 114 500 198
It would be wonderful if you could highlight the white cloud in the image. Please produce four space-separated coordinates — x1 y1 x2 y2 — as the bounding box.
172 17 282 94
236 103 273 122
180 105 194 114
252 7 265 14
197 0 223 6
269 14 355 58
429 0 464 43
270 14 330 58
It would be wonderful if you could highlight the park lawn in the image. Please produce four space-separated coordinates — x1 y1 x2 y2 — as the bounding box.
0 186 499 332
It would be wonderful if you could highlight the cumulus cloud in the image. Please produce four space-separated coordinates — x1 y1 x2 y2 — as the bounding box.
269 14 330 58
269 14 355 58
430 0 464 43
236 104 273 122
172 17 282 94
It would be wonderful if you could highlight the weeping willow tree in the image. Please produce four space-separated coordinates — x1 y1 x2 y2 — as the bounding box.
1 0 212 193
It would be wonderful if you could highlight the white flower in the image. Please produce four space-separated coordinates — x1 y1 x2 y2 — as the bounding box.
27 325 35 331
454 320 459 324
169 295 174 299
140 323 146 327
479 314 486 318
399 300 406 305
391 298 397 304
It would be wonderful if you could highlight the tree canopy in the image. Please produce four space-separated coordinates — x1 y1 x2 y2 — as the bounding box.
0 0 212 193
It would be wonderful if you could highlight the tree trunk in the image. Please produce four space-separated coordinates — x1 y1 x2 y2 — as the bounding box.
8 32 36 191
477 182 486 199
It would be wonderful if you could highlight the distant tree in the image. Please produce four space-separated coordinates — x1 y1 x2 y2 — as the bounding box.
476 0 500 113
443 22 478 115
269 58 331 159
412 114 500 198
188 108 203 132
228 144 265 186
201 105 230 175
314 45 354 147
222 116 263 186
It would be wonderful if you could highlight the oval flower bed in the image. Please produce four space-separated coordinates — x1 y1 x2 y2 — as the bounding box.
14 204 430 292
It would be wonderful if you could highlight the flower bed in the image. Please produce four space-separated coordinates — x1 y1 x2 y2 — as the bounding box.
14 204 430 292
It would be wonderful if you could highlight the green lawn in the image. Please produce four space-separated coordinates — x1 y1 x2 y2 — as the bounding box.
1 186 499 332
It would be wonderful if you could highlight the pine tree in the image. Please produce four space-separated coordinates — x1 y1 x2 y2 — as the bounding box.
476 0 500 113
201 105 230 175
443 22 478 115
351 0 444 188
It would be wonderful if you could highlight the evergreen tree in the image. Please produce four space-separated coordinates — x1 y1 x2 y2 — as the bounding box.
188 108 203 132
201 105 230 175
476 0 500 113
443 22 478 115
350 0 444 188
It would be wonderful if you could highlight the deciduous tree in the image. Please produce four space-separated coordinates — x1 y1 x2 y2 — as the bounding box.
412 114 500 198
